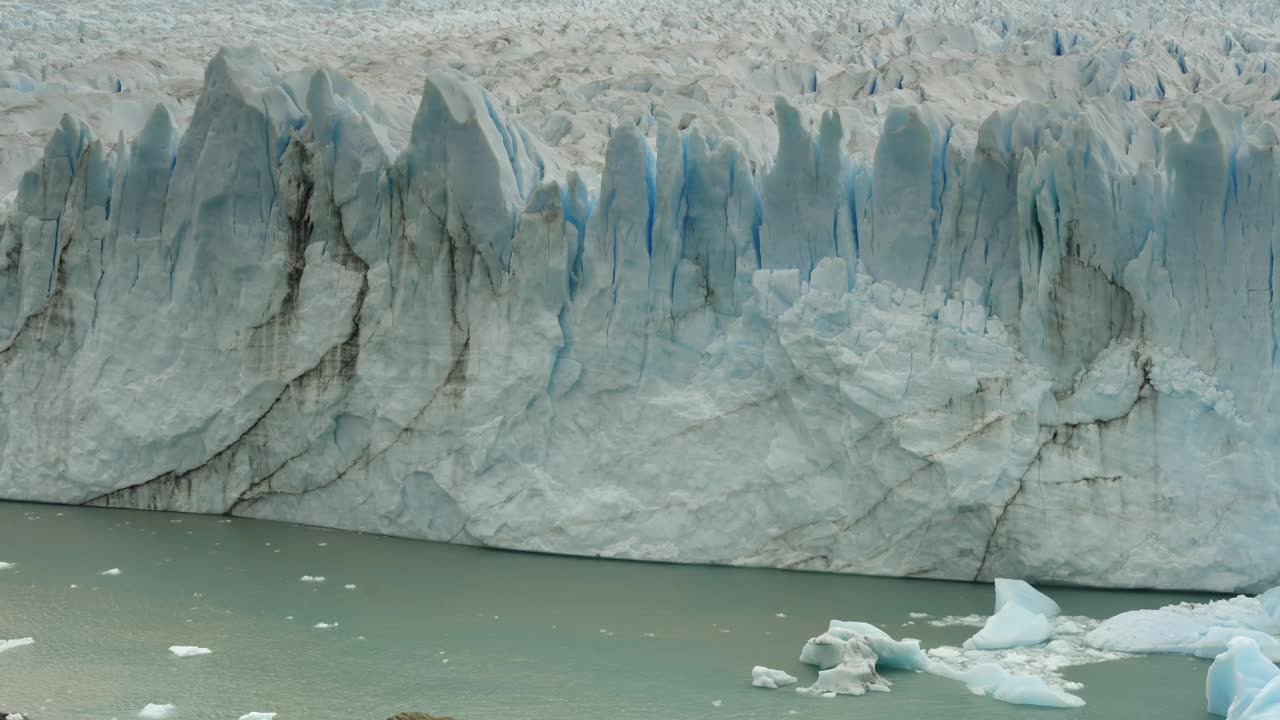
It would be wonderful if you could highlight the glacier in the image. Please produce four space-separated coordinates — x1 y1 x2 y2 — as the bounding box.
3 0 1280 593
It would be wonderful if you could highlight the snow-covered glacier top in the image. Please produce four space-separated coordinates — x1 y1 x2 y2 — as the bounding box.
4 0 1280 192
2 0 1280 592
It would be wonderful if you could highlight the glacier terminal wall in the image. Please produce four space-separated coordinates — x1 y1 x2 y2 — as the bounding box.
3 0 1280 592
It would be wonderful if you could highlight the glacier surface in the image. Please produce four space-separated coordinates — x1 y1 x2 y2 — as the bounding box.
3 0 1280 591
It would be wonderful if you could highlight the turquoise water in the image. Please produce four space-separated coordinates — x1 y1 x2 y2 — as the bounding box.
0 502 1218 719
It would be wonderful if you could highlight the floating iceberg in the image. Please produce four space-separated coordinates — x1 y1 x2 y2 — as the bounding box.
994 579 1061 618
299 576 325 583
751 666 797 689
794 621 929 696
1207 637 1280 718
100 568 122 576
237 713 276 720
0 562 13 570
797 632 891 697
1086 593 1280 659
137 704 176 719
168 645 211 657
0 638 34 654
963 578 1058 650
964 604 1052 650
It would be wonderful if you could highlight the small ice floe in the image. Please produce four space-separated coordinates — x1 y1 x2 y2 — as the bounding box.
934 663 1084 708
100 568 122 576
313 622 338 629
0 638 34 653
7 712 26 719
285 616 294 620
357 636 366 640
344 584 356 590
317 542 328 547
168 645 211 657
751 666 798 689
137 703 176 719
775 613 787 618
711 700 722 707
69 584 77 588
909 612 931 619
238 713 276 720
0 561 13 569
442 658 450 664
299 575 325 583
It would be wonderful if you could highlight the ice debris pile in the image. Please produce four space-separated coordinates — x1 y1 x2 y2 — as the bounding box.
766 577 1280 710
757 579 1098 708
763 580 1280 711
4 0 1280 592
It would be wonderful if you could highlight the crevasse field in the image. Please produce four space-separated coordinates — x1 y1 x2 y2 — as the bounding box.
5 0 1280 716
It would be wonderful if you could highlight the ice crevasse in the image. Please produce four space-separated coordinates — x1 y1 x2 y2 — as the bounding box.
3 43 1280 592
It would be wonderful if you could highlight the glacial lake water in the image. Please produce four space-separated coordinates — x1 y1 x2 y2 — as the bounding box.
0 501 1220 720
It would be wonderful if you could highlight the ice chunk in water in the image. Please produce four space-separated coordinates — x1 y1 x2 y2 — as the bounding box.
1207 636 1280 716
0 638 34 653
994 579 1061 618
939 663 1084 708
751 666 798 688
964 604 1052 650
138 704 176 719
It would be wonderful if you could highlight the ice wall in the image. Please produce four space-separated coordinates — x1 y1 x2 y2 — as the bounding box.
2 43 1279 592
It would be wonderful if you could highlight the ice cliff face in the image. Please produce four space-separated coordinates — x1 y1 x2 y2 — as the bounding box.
4 14 1280 591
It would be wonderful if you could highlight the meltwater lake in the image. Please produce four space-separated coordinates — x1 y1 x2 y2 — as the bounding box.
0 502 1218 719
